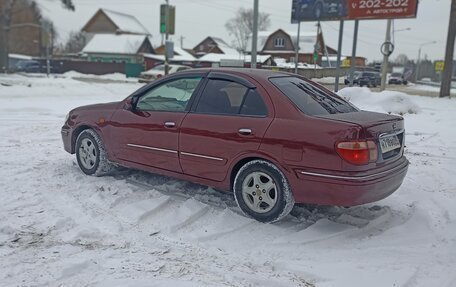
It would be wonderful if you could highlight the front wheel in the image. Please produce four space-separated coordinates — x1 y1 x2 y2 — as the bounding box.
75 129 114 176
233 160 295 223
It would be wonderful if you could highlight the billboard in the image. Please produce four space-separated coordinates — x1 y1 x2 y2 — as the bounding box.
291 0 418 22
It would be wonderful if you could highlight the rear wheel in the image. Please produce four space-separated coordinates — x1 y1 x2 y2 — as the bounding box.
75 129 114 176
234 160 295 223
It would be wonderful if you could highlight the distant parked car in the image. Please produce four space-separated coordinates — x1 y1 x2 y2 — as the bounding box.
359 71 381 87
139 64 192 83
388 72 408 85
62 68 408 223
344 71 362 85
14 60 41 73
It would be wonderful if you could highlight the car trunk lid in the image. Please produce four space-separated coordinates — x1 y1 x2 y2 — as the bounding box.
315 111 405 162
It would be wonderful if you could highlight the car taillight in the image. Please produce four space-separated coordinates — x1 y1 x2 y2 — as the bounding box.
336 140 378 165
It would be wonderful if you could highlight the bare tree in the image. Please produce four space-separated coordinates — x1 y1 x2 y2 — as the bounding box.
394 54 409 66
225 7 270 53
63 31 87 54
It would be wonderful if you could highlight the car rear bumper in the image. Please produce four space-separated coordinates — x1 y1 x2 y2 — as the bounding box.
289 157 409 206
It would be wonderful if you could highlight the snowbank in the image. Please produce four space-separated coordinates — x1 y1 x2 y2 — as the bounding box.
62 71 138 82
338 87 421 115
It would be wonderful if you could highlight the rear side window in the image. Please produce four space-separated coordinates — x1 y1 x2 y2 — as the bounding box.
270 77 358 115
195 79 267 116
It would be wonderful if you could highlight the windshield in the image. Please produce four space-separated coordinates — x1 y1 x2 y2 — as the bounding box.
391 73 402 77
270 77 358 115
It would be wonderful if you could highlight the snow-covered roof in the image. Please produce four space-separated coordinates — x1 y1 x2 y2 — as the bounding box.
198 53 242 63
100 9 150 35
209 37 240 55
144 53 195 62
173 47 195 60
197 53 272 64
82 34 151 54
243 54 273 64
8 53 33 60
143 46 196 62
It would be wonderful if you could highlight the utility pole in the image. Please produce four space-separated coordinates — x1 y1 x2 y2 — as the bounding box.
415 41 436 82
164 0 169 75
250 0 259 69
440 0 456 98
380 19 392 91
0 1 13 73
294 21 301 74
334 20 344 92
180 35 184 48
348 20 359 87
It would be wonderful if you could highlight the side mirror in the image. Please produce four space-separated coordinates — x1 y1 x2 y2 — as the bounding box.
123 97 134 111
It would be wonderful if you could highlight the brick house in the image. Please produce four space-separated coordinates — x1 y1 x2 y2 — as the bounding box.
3 0 46 58
246 29 337 65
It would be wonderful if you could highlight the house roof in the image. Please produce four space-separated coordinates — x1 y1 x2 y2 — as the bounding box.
144 47 196 62
197 53 272 64
82 34 152 54
194 36 240 55
246 29 325 54
197 53 243 62
211 37 240 55
83 9 150 35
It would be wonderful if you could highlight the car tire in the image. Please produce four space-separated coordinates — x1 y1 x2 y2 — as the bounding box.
75 129 114 176
233 160 295 223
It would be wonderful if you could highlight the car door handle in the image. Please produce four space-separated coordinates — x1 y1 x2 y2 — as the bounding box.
238 128 252 135
164 121 176 128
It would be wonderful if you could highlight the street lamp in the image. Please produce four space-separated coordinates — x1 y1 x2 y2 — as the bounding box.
392 26 411 46
415 41 437 82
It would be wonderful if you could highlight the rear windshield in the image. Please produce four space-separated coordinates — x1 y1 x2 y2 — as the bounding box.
270 76 358 115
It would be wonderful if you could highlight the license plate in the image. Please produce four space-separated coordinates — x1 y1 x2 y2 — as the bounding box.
380 135 401 153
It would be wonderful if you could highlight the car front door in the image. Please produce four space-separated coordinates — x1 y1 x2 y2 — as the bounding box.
109 74 204 173
179 73 274 182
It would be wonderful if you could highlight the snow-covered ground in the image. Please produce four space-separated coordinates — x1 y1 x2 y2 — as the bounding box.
1 74 455 287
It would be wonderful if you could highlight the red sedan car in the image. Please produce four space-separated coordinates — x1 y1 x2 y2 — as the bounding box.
62 69 408 223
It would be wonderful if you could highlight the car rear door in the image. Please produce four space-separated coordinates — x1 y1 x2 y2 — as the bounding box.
179 72 274 182
108 73 205 173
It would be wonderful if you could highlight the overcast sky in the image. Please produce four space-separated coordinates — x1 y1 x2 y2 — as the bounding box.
37 0 453 63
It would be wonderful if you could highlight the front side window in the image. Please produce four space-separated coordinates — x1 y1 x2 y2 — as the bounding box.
195 79 267 116
136 77 202 112
270 77 358 115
